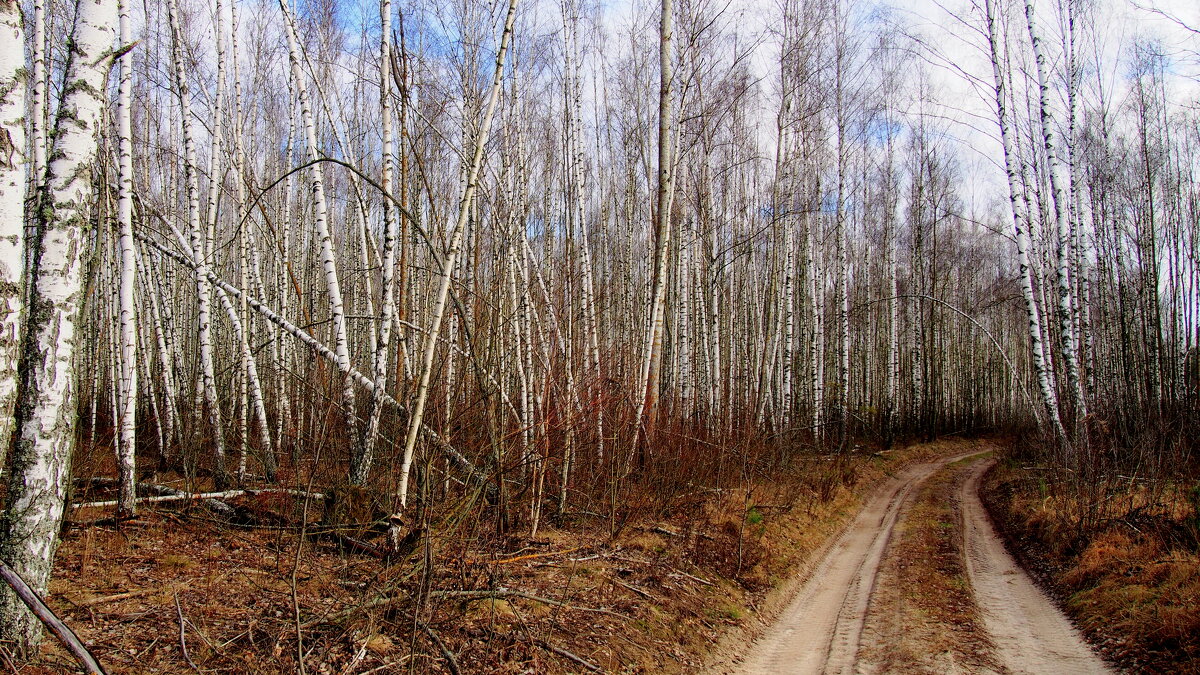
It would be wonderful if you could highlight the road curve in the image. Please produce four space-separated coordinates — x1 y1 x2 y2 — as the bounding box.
719 449 1113 675
727 452 974 675
961 459 1114 675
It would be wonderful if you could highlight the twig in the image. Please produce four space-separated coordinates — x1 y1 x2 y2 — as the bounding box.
478 624 603 673
416 619 460 675
536 640 602 672
173 591 199 673
431 589 630 620
474 546 582 565
301 593 410 628
605 553 652 566
306 586 631 631
356 656 412 674
319 532 383 559
612 578 654 600
339 640 368 675
0 559 108 675
668 570 715 587
292 478 317 675
77 586 174 607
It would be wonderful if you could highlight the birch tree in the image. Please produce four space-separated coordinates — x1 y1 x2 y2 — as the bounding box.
1023 0 1086 431
115 0 137 517
279 0 361 477
397 0 520 509
0 0 25 475
983 0 1068 443
354 0 398 487
637 0 676 448
167 0 227 484
0 0 117 648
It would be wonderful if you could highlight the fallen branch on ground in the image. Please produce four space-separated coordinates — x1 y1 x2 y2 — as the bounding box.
0 559 108 675
668 570 715 587
416 618 460 675
74 479 233 518
536 640 602 672
469 546 583 565
72 488 324 511
76 586 176 608
432 589 630 620
479 625 603 672
173 591 200 672
612 578 655 600
301 594 410 628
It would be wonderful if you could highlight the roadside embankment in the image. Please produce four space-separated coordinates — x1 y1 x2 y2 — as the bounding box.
982 457 1200 673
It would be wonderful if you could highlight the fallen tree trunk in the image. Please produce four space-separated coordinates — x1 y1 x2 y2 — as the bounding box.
72 487 324 511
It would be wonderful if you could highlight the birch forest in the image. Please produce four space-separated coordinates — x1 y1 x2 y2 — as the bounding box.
0 0 1197 671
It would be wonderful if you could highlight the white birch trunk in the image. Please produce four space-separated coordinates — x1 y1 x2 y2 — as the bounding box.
835 54 850 447
137 247 177 452
807 201 824 443
115 0 137 516
984 0 1067 443
0 0 115 648
214 286 274 476
138 234 485 481
1023 0 1086 428
355 0 398 486
279 0 360 467
886 151 900 442
397 0 519 508
564 0 603 463
29 0 45 181
637 0 676 444
168 0 227 484
0 0 26 475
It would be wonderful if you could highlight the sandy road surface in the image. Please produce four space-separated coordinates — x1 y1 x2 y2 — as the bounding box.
717 448 1111 675
726 452 973 674
961 459 1114 675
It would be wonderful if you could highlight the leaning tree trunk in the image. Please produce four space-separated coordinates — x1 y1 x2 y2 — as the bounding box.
396 0 519 509
983 0 1067 444
0 0 116 650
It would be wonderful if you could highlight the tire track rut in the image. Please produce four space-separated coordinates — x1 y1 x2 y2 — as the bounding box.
961 459 1113 674
729 452 974 674
719 447 1112 675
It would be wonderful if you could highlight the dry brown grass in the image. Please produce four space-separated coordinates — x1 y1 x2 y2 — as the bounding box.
983 460 1200 673
0 439 977 674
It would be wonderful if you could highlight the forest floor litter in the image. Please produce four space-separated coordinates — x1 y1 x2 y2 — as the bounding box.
10 438 951 673
12 437 1184 673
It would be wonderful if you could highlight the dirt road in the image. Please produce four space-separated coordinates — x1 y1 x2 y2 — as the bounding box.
718 446 1112 675
960 459 1113 674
